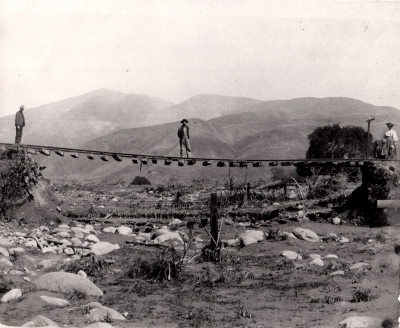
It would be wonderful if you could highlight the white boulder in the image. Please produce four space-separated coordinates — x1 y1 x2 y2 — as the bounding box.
116 226 133 235
292 228 319 242
35 272 103 296
1 289 22 303
338 316 381 328
102 227 117 234
239 230 265 246
332 217 341 225
281 251 302 260
309 258 324 267
85 234 100 243
40 295 70 307
90 242 120 256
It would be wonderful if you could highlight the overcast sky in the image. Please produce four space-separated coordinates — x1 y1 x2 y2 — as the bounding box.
1 0 399 117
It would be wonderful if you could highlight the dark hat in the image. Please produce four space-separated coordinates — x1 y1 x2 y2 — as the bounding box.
20 105 24 110
386 123 394 128
181 119 188 123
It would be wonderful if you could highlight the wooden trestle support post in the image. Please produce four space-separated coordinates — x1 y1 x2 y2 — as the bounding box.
210 192 219 247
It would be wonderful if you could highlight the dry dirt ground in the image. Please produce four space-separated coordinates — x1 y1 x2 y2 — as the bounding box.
0 185 399 328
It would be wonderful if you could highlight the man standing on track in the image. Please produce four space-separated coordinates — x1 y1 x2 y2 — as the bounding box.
177 119 191 158
384 122 398 159
15 105 25 144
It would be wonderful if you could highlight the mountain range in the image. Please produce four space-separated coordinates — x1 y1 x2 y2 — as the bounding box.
1 89 399 184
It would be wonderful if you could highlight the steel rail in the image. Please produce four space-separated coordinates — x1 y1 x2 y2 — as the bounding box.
1 142 399 164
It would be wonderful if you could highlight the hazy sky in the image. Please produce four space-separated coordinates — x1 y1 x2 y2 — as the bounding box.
1 0 400 117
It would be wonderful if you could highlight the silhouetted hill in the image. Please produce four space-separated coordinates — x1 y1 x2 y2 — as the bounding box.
40 96 400 184
0 89 173 147
3 93 400 184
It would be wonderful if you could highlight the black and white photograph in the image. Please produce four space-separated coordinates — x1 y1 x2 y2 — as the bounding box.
0 1 399 327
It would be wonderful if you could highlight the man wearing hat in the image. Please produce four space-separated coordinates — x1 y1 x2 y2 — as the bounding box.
384 123 398 159
15 105 25 144
177 119 191 157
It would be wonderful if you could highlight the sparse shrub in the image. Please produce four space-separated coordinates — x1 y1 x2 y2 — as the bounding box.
0 151 41 218
351 287 379 302
130 176 151 185
0 275 14 294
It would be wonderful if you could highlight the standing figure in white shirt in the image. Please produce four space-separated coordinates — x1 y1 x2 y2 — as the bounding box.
384 123 398 159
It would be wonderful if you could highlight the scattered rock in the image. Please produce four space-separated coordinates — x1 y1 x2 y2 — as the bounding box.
102 227 117 234
85 323 115 328
23 277 31 282
116 226 133 235
280 232 297 239
324 254 338 259
8 247 25 255
138 232 151 241
309 258 324 267
292 228 319 243
8 270 24 275
25 240 37 248
91 242 120 256
0 247 9 258
338 316 381 328
21 315 59 327
78 270 87 278
330 270 344 276
1 288 22 303
70 238 83 247
339 237 350 243
154 232 184 248
0 237 13 246
86 306 126 323
40 295 70 307
169 218 184 228
349 262 370 271
281 251 302 260
35 272 103 296
309 254 321 259
222 238 240 247
332 217 341 225
64 248 75 255
86 234 100 243
239 230 265 246
58 232 71 238
0 257 13 271
42 246 57 254
152 228 170 238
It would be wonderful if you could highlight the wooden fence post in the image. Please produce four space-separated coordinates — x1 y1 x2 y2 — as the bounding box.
210 192 218 246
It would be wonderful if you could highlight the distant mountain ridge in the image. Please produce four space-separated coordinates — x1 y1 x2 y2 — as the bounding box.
37 95 400 184
1 89 399 184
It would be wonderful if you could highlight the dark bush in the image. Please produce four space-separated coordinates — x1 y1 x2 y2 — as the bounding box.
130 176 151 185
